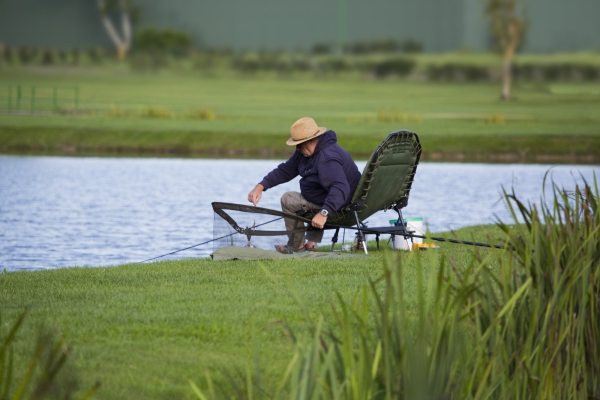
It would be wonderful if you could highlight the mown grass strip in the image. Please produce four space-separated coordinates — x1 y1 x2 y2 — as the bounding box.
0 225 502 399
1 126 599 163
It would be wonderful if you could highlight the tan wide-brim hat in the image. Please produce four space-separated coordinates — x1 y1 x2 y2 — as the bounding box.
286 117 327 146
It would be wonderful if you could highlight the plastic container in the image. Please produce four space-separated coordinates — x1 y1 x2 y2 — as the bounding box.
413 243 440 250
389 218 424 251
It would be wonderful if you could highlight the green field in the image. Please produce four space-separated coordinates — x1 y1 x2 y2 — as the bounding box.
0 225 503 399
1 65 599 162
1 58 598 398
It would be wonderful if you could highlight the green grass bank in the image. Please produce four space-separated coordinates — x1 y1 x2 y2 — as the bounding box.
1 67 599 163
1 225 502 399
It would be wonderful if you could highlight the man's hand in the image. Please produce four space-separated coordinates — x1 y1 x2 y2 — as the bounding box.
311 213 327 229
248 184 264 206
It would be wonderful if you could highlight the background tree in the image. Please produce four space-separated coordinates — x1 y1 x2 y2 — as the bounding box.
485 0 527 100
97 0 139 60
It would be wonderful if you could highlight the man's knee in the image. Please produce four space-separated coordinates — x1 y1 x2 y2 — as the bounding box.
281 191 302 211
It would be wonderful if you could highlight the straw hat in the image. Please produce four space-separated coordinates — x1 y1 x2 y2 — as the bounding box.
286 117 327 146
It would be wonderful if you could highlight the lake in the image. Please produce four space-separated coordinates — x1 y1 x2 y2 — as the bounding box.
0 156 597 271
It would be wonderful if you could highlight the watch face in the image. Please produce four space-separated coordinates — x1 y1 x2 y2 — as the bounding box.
320 210 328 216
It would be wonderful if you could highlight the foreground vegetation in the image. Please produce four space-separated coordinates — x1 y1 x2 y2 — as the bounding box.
1 225 503 399
1 64 599 163
2 176 599 399
207 178 599 399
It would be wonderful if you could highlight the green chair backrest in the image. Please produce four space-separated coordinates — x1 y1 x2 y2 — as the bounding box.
328 130 421 225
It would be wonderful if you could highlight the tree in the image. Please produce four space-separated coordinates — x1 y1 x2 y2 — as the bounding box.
485 0 527 100
97 0 138 60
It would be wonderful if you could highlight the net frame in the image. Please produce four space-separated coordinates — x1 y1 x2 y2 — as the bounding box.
212 202 315 238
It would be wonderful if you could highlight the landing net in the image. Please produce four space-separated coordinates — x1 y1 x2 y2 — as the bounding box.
212 202 313 252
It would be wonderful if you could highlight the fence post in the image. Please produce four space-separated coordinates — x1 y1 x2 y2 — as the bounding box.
16 85 21 111
31 86 36 114
8 86 12 113
53 86 58 112
74 86 79 110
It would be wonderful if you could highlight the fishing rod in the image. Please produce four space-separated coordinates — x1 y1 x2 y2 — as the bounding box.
139 217 504 264
408 233 505 249
137 216 283 264
324 224 506 250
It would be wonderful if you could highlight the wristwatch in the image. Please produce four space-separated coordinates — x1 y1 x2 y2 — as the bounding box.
320 209 329 217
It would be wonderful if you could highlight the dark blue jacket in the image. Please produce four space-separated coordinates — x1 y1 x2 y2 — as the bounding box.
260 131 361 214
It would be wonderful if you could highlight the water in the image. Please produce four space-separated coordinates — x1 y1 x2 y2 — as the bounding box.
0 156 597 271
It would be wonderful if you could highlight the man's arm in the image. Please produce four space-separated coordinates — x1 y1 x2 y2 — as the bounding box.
317 157 352 214
259 156 299 190
247 155 299 206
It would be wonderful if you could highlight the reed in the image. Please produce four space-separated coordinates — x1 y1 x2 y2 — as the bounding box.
0 311 100 399
489 175 600 398
191 176 599 399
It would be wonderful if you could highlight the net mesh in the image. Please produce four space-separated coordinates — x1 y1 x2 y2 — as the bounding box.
212 202 312 252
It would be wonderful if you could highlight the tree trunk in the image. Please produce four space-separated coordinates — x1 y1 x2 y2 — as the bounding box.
487 0 526 101
97 0 131 61
119 0 132 50
501 58 511 100
116 46 128 61
501 47 514 101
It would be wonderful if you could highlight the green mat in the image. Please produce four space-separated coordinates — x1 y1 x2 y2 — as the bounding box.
210 246 365 261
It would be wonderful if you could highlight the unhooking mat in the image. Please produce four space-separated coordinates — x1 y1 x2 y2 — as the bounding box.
210 246 365 261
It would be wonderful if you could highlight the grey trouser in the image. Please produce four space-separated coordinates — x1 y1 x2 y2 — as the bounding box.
280 191 324 248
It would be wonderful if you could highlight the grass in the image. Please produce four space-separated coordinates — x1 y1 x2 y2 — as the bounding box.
0 66 599 162
0 225 504 399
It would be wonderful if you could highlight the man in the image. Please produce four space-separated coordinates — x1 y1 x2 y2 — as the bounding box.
247 117 361 253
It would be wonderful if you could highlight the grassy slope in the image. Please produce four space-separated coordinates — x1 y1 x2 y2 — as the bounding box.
1 67 599 162
0 225 505 399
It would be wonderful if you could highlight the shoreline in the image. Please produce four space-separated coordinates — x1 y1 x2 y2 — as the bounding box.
3 149 597 165
2 126 599 164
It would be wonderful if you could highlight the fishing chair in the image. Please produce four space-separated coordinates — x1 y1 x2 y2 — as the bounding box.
303 130 422 253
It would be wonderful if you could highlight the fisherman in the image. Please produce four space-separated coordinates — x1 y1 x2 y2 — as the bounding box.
247 117 361 253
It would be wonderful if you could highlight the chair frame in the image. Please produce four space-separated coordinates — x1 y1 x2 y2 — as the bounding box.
303 130 422 254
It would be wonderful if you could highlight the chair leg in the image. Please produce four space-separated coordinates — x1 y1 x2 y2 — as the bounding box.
330 227 340 252
353 211 368 255
395 207 412 246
